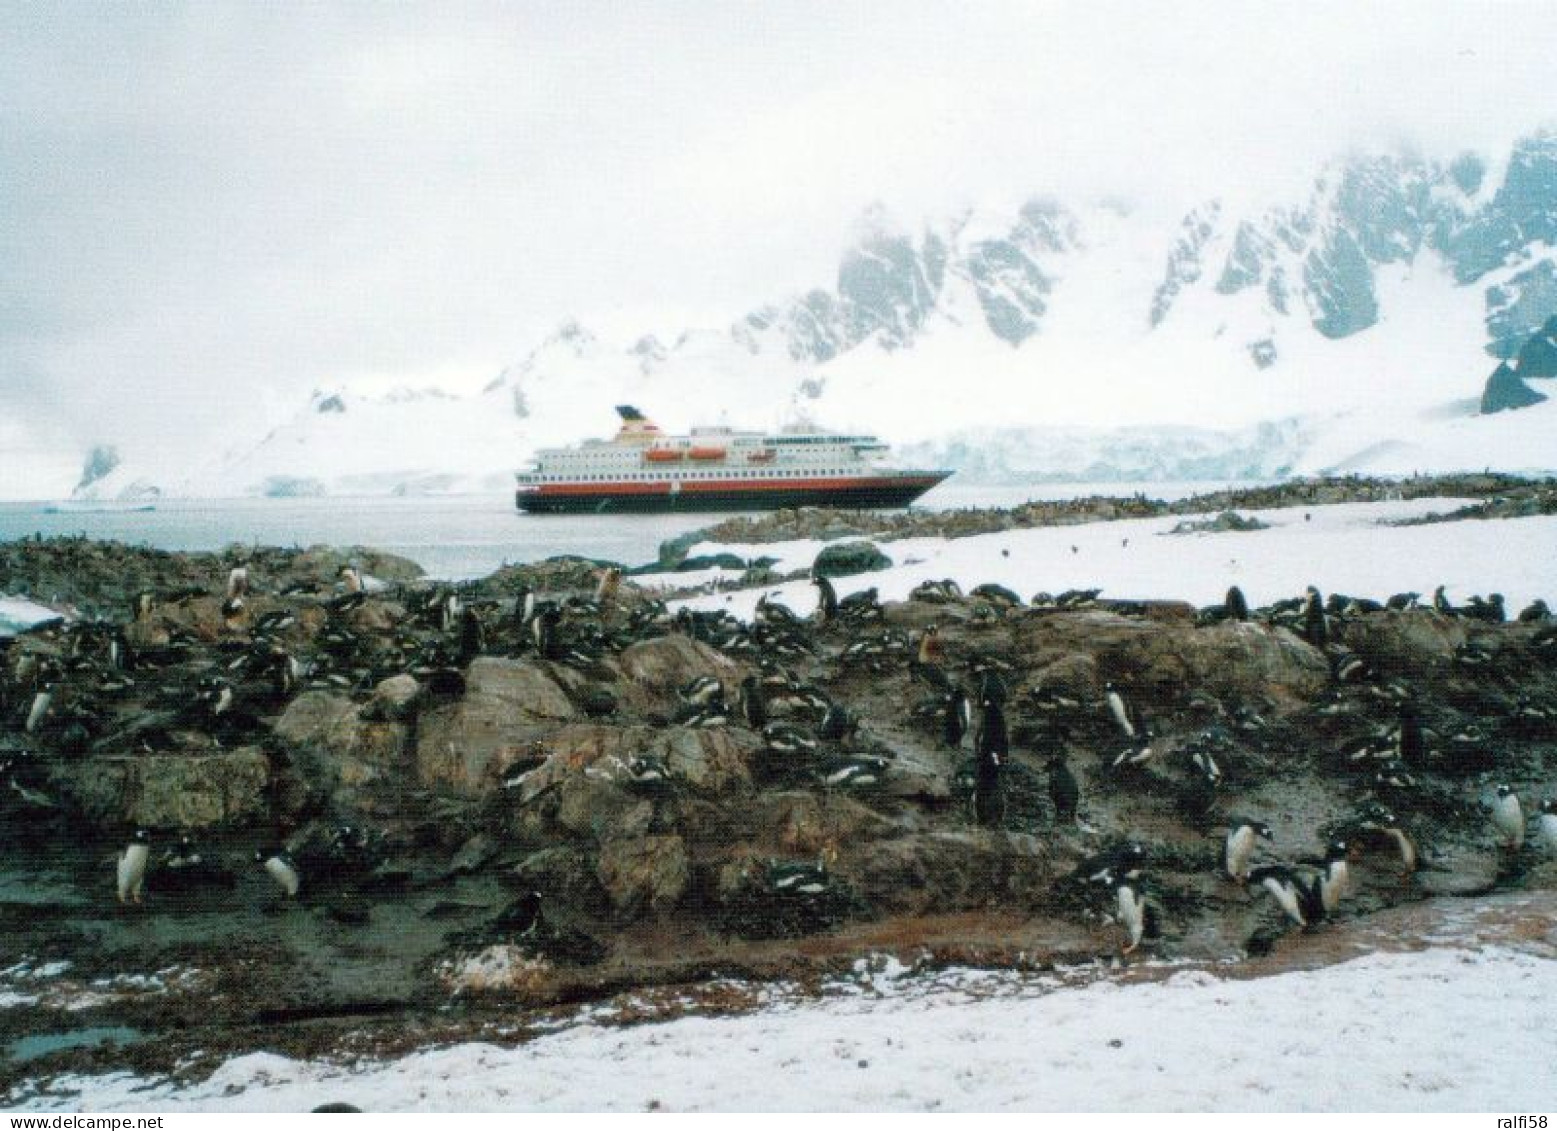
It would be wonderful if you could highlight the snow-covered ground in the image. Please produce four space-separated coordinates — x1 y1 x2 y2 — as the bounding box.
20 946 1555 1112
658 496 1557 620
0 596 67 637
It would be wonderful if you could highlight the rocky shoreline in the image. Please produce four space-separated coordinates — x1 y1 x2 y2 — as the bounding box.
657 472 1557 559
2 514 1555 1091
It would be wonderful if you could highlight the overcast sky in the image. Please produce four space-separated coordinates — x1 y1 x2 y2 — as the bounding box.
3 1 1555 452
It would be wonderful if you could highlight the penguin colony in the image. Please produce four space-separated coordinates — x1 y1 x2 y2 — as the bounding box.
1 534 1555 978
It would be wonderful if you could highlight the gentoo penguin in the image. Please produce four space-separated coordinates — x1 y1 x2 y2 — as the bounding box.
1225 585 1250 621
117 829 151 905
1537 799 1557 855
1249 865 1317 927
1357 806 1418 877
1302 586 1328 648
226 565 249 601
812 575 839 624
972 693 1008 828
457 605 485 666
739 674 768 729
1491 785 1525 850
1316 839 1350 915
258 847 301 897
1114 877 1147 955
1048 752 1079 825
1103 681 1135 739
339 564 364 595
1223 818 1274 883
1397 702 1425 768
532 605 562 660
943 687 971 749
24 683 53 734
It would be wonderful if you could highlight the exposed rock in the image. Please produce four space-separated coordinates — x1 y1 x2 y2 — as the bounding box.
1016 610 1328 707
813 541 893 578
1481 361 1548 414
416 661 575 794
515 723 755 803
595 834 690 919
842 830 1050 915
615 635 743 694
50 749 269 828
1338 610 1468 676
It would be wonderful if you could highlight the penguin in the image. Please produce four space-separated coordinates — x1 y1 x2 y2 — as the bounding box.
457 606 486 666
1302 586 1328 648
1048 752 1079 825
532 604 562 661
1397 702 1425 767
1355 806 1417 877
1225 585 1250 621
1068 843 1147 888
339 565 364 595
1114 877 1147 955
1223 818 1274 883
972 694 1008 828
943 687 971 749
1104 681 1135 739
1316 839 1350 915
917 624 945 667
116 829 151 905
594 567 622 608
812 574 839 624
258 847 302 897
24 683 53 734
1249 865 1316 927
739 674 768 730
1491 785 1525 850
226 566 249 602
769 850 834 896
1537 799 1557 855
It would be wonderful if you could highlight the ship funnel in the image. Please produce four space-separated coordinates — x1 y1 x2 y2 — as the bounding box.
613 406 662 444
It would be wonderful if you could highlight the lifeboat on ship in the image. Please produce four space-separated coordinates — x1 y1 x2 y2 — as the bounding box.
688 446 727 460
644 448 684 462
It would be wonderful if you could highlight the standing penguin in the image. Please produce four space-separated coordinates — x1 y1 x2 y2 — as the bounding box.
532 605 562 661
1103 681 1135 739
457 605 486 666
1114 876 1148 955
739 674 768 730
1225 585 1250 621
1249 864 1319 927
972 693 1008 828
24 683 53 735
1357 807 1418 878
943 687 971 750
1048 751 1080 825
1316 839 1350 916
811 575 838 625
1303 586 1328 648
1537 799 1557 855
1491 785 1525 850
1223 817 1274 883
1397 702 1425 768
257 847 301 898
117 829 151 905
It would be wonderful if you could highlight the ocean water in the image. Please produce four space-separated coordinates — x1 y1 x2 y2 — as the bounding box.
0 481 1259 580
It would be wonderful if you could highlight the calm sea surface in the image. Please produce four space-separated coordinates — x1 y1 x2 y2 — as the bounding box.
0 481 1256 580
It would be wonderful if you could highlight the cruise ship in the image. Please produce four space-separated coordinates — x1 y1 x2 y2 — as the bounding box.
515 407 952 514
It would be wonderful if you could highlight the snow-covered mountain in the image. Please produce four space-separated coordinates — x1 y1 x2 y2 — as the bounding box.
52 132 1557 500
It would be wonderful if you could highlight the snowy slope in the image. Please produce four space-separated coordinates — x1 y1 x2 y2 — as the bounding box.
663 496 1557 622
22 945 1556 1112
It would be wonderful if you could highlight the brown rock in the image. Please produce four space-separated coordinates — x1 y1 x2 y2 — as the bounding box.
50 748 269 828
415 660 576 794
596 834 690 919
616 635 743 694
515 724 755 803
